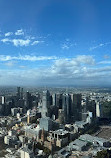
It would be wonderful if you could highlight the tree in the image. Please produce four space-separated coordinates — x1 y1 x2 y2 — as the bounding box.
95 150 111 158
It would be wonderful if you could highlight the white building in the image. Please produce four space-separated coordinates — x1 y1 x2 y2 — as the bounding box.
96 101 102 117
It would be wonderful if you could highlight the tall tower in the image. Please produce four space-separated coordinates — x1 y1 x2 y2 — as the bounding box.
27 110 30 124
17 87 20 100
21 88 23 99
62 93 71 122
70 93 82 121
1 96 5 104
26 91 32 110
15 87 24 108
52 94 56 106
58 109 65 124
96 101 102 118
42 90 50 118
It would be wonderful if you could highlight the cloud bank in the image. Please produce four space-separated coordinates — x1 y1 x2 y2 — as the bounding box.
0 55 111 86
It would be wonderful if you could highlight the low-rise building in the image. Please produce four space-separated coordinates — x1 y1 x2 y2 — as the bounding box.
11 107 23 116
56 147 71 158
68 139 88 151
4 134 21 148
25 124 41 141
79 134 111 147
49 129 69 147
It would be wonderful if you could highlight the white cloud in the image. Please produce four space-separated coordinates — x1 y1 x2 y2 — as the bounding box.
0 55 111 86
90 42 111 51
0 55 95 64
12 39 30 46
0 55 57 61
31 40 44 45
51 55 95 77
99 60 111 64
0 55 12 61
76 55 95 65
61 39 77 50
5 32 13 37
15 29 24 36
1 38 10 43
0 62 111 86
61 44 70 50
1 29 46 47
90 44 104 51
18 55 57 61
1 38 44 47
1 38 30 46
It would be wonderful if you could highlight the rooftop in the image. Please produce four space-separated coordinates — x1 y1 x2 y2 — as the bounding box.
52 129 69 135
79 134 109 143
69 139 87 148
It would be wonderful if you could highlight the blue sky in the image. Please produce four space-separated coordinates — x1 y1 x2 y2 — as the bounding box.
0 0 111 86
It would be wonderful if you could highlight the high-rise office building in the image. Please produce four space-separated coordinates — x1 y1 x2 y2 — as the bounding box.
1 96 5 104
15 87 24 108
70 94 82 121
87 100 96 118
52 94 56 106
42 90 50 118
62 93 71 122
58 109 65 124
56 93 62 108
25 91 32 110
96 101 102 118
21 88 23 99
16 87 21 100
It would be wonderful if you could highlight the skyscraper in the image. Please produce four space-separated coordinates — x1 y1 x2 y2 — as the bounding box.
42 90 50 118
16 87 20 100
62 93 71 122
52 94 56 106
15 87 24 107
70 94 82 121
25 91 32 110
96 101 102 118
21 88 23 99
1 96 5 104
